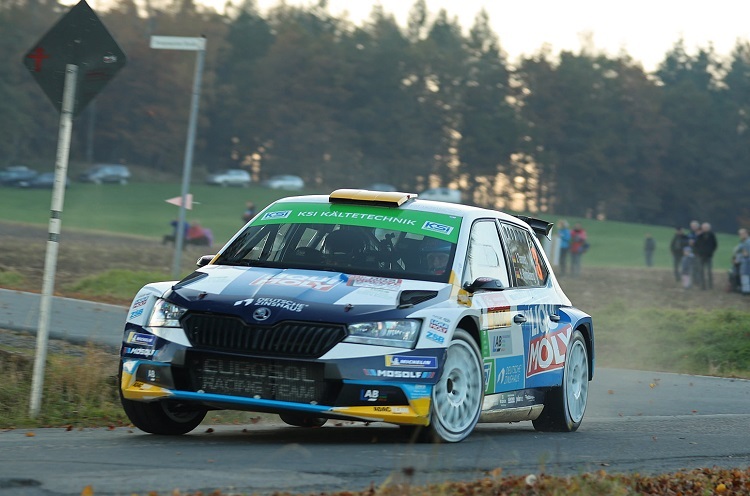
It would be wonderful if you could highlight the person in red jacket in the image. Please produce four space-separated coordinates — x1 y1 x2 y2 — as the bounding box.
569 223 588 277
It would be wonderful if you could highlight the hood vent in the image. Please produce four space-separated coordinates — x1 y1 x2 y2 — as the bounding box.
398 290 438 308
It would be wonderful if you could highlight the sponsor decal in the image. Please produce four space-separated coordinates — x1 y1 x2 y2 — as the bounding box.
129 308 144 320
385 355 437 368
126 332 156 346
360 389 386 402
527 325 572 377
428 317 449 334
250 273 342 292
422 220 454 236
346 275 402 289
484 360 492 391
261 210 292 220
403 383 431 399
476 292 511 311
488 329 513 357
425 330 445 344
496 360 524 390
373 406 391 412
235 297 308 312
253 307 271 321
124 346 156 357
131 295 148 310
363 369 436 379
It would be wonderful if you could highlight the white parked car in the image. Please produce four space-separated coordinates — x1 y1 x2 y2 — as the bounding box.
261 174 304 190
119 188 594 443
205 169 251 187
420 187 462 203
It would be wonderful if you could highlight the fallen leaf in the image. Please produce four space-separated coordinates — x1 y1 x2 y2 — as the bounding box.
25 431 35 437
80 485 94 496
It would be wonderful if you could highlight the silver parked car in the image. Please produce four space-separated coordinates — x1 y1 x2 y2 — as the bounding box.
205 169 252 187
78 164 130 185
261 174 304 190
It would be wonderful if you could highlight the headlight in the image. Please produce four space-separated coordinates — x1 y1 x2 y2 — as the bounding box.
148 299 187 328
345 320 421 348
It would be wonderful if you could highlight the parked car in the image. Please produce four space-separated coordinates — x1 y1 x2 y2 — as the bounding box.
0 165 37 186
419 187 462 203
119 188 594 443
261 174 304 190
205 169 251 187
366 183 398 192
78 164 130 184
16 172 69 189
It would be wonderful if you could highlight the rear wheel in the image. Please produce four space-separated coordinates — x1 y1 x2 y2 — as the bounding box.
279 413 327 428
412 328 483 443
532 329 589 432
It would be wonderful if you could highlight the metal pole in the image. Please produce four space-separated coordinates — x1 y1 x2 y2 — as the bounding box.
171 38 206 279
30 63 77 418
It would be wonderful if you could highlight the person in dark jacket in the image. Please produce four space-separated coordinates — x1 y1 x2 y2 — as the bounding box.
644 233 656 267
693 222 718 290
669 227 689 282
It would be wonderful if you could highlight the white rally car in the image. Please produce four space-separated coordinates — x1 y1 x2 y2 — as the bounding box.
119 189 594 442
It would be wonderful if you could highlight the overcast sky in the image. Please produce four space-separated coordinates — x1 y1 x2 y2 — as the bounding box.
252 0 750 71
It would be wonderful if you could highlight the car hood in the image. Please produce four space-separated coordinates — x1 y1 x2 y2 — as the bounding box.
164 265 449 324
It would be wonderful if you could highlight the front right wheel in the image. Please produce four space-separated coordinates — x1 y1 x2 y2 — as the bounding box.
412 328 484 443
532 329 589 432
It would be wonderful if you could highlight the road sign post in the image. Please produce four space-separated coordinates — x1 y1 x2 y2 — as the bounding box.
150 36 207 279
23 0 126 418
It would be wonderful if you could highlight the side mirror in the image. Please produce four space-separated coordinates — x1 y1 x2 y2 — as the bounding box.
463 277 504 293
196 255 214 268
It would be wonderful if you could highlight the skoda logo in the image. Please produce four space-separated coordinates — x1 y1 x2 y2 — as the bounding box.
253 307 271 321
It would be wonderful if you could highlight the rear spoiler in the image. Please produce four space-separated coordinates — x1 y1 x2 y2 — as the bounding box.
514 215 554 239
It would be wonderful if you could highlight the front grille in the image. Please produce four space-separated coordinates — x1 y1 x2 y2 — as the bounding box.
189 353 335 404
182 313 347 358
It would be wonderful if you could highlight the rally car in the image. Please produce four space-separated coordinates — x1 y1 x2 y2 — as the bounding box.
119 189 594 442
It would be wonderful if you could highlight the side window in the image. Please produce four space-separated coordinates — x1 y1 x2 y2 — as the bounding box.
463 220 510 287
499 224 549 287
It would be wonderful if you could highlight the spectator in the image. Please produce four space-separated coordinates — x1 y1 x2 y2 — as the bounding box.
162 219 188 245
644 233 656 267
693 222 718 290
669 227 689 282
186 220 213 247
557 219 571 276
687 220 702 287
242 201 256 224
569 223 588 277
734 228 750 294
681 245 695 289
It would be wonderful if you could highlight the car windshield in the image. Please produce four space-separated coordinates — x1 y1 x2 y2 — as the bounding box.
215 202 460 282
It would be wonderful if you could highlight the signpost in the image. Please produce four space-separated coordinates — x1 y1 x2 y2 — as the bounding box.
22 0 126 418
150 35 206 279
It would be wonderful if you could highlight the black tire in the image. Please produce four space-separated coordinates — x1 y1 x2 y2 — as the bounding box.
119 364 206 435
532 329 589 432
279 413 327 428
413 328 483 443
120 396 207 435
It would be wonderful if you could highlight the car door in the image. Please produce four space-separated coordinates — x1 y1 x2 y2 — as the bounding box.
462 220 526 395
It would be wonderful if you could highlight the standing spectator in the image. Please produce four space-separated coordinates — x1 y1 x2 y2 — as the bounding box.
557 219 571 276
693 222 718 290
242 201 256 224
734 228 750 294
681 245 695 289
643 233 656 267
569 223 588 277
687 220 703 288
669 227 689 282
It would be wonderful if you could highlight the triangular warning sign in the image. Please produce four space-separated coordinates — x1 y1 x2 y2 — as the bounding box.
165 194 193 209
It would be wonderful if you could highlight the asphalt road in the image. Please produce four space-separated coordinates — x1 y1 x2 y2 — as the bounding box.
1 290 749 495
0 288 125 348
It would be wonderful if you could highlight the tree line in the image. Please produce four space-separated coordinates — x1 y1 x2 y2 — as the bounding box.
2 0 750 232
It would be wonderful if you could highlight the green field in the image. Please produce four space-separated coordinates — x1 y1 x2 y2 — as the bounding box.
0 182 737 268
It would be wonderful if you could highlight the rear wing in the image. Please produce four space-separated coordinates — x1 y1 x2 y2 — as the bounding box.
514 215 554 239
